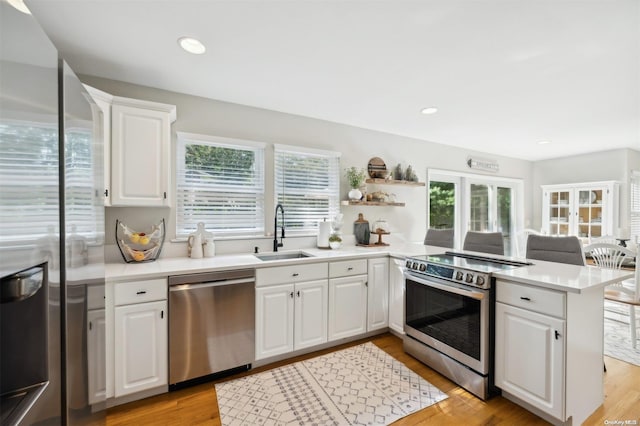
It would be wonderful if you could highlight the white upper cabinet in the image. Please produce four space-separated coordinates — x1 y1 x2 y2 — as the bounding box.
84 84 113 206
111 98 176 206
541 181 619 239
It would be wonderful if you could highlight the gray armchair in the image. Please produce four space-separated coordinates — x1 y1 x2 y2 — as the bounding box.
462 231 504 255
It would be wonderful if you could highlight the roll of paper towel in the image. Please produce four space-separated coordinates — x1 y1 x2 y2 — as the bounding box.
317 221 331 248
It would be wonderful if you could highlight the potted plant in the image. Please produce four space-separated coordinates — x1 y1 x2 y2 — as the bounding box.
345 166 367 200
329 233 342 249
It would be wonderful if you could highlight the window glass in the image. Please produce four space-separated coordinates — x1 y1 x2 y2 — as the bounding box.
176 133 265 237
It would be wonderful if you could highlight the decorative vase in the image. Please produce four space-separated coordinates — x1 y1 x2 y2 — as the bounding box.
348 188 362 200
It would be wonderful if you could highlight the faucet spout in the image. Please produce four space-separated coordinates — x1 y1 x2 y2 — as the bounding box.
274 204 285 252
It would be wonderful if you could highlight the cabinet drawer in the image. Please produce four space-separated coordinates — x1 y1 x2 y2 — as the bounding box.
329 259 368 278
114 278 167 306
256 262 328 287
496 280 566 318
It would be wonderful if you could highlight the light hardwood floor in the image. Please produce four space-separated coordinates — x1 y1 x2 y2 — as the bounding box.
107 333 640 425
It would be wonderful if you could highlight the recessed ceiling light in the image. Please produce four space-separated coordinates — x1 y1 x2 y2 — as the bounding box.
7 0 31 14
420 107 438 115
178 37 206 55
538 140 552 145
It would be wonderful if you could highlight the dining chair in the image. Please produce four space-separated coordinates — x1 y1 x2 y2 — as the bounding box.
584 242 638 348
604 261 639 349
525 235 585 266
424 228 454 248
462 231 504 255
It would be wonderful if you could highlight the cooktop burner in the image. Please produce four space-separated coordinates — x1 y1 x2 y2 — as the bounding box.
405 251 530 289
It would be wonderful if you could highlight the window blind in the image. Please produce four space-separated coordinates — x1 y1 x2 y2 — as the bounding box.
176 133 265 237
274 145 340 233
0 121 100 245
631 170 640 244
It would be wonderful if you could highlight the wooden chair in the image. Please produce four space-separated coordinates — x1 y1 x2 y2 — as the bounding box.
424 228 454 248
462 231 504 255
525 235 585 266
584 242 638 348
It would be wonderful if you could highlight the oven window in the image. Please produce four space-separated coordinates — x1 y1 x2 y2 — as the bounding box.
405 278 481 360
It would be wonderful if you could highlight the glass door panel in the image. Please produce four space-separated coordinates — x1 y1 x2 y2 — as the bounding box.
429 181 455 229
548 190 571 235
469 184 490 232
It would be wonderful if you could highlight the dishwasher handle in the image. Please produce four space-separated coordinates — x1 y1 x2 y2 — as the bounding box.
169 277 254 292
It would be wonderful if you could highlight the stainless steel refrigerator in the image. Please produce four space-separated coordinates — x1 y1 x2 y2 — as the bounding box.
1 3 105 424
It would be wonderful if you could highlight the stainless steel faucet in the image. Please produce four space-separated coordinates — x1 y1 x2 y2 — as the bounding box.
274 204 285 252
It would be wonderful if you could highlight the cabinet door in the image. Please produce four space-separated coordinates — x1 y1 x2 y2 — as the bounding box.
87 309 106 405
495 302 565 419
542 188 573 236
111 103 170 206
114 300 167 397
294 280 328 350
367 258 389 331
388 259 405 335
328 275 367 341
255 284 294 360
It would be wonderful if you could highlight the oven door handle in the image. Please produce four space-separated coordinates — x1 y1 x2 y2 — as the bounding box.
408 275 486 300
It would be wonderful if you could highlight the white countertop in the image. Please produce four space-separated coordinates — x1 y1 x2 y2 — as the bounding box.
105 243 634 294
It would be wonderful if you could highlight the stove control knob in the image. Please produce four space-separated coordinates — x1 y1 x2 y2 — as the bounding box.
455 271 464 281
419 264 426 272
412 262 419 270
406 260 412 268
465 273 474 283
476 275 485 286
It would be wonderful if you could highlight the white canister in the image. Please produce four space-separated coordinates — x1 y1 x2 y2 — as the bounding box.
203 237 215 258
317 220 331 248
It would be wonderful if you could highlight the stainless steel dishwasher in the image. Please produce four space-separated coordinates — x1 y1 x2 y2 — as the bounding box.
168 269 254 388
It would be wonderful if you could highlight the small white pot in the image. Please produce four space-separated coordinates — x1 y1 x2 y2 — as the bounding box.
348 188 362 200
329 241 342 249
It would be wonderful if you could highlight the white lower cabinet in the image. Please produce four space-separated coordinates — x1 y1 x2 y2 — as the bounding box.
388 258 405 335
87 309 106 405
495 279 604 425
255 263 328 360
328 274 368 340
495 302 565 419
367 257 389 331
114 300 168 397
107 278 168 399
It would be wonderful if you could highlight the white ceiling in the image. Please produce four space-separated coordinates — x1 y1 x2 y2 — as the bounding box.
25 0 640 161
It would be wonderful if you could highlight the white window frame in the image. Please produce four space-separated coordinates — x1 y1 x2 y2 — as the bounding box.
274 144 341 235
176 132 266 238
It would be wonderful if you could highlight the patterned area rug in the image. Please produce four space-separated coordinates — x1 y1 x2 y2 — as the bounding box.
215 342 448 425
604 302 640 367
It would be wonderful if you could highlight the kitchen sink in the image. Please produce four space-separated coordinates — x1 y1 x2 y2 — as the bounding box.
254 251 314 261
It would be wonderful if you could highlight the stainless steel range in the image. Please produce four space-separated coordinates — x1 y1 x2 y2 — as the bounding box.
403 251 529 400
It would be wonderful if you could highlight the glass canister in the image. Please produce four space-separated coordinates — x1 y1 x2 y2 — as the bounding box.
373 218 390 233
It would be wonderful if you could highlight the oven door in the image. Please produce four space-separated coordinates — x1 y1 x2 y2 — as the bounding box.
404 272 489 375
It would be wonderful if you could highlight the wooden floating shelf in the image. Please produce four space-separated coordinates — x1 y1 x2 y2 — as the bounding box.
341 200 406 207
365 178 425 186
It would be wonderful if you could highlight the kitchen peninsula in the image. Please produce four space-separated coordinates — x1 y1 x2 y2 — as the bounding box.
104 243 632 425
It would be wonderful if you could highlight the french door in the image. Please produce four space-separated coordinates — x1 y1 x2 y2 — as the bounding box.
428 170 522 256
466 180 515 254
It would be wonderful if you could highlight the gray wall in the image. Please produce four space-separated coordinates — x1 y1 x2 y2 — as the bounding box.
82 75 538 256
